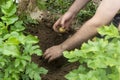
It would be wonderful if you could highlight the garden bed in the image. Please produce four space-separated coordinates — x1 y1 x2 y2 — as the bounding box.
26 19 79 80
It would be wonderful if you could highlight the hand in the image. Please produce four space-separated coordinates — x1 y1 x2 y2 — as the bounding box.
53 11 75 32
43 45 64 62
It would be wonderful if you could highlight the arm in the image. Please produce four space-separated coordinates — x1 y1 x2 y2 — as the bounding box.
67 0 91 15
44 0 120 62
53 0 90 31
61 0 120 50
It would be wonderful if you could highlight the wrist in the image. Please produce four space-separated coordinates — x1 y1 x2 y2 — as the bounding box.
66 10 76 17
60 43 69 51
67 9 77 16
66 11 76 18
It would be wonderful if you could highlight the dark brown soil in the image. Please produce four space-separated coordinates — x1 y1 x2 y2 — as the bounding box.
26 18 79 80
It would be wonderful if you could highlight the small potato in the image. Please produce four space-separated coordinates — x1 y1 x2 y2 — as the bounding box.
59 27 66 33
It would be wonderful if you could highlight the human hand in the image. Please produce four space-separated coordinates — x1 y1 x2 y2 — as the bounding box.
43 45 65 62
53 11 75 32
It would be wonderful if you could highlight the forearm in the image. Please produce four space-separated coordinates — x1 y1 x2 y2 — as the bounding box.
60 19 102 50
60 0 120 51
68 0 91 15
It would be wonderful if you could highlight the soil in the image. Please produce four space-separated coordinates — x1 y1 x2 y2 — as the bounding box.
26 18 79 80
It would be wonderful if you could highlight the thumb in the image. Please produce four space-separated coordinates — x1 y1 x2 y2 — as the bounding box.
61 19 65 28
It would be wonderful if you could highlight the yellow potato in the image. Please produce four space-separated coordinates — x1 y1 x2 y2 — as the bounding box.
59 27 66 33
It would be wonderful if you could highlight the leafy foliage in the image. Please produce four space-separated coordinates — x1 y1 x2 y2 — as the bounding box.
0 0 48 80
77 1 97 24
43 0 97 24
36 0 46 10
63 24 120 80
19 12 39 25
45 0 74 14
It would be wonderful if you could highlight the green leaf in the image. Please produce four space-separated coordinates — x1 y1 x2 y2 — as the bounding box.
1 0 13 9
0 25 8 35
20 55 31 61
37 0 46 10
4 31 27 45
21 60 27 67
15 56 31 68
33 49 42 56
63 49 81 62
21 74 30 80
11 73 20 80
0 0 6 5
1 15 18 25
3 44 20 57
0 71 4 79
98 24 119 39
65 65 88 80
14 59 21 68
34 74 41 80
3 31 20 40
0 56 8 68
81 39 108 53
29 45 42 56
25 35 39 44
6 37 20 45
11 21 25 31
23 44 42 56
17 33 26 45
26 63 48 80
9 32 26 45
87 56 107 69
38 67 48 74
1 4 16 17
3 34 11 40
0 22 5 27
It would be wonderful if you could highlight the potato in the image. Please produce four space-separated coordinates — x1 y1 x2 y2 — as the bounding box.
59 27 66 33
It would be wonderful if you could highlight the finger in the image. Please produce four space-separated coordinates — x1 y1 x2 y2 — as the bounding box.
61 19 65 28
43 49 49 57
65 26 70 31
48 57 55 62
64 18 73 30
64 21 71 30
44 53 51 60
53 19 61 32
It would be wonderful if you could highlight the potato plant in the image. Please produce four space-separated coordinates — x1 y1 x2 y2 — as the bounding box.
0 0 47 80
45 0 74 14
64 24 120 80
77 1 97 24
